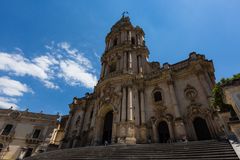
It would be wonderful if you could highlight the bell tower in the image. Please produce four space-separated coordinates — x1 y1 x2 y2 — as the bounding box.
100 15 149 80
96 15 150 144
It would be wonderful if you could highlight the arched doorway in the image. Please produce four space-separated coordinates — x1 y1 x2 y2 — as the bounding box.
102 111 113 144
158 121 170 143
193 117 211 140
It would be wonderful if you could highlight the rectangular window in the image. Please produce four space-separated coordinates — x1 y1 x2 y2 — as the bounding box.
32 129 41 139
1 124 13 136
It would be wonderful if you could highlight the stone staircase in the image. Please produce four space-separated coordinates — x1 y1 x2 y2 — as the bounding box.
25 140 239 160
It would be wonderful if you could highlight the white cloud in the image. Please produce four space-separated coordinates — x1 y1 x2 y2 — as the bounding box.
0 42 98 90
0 52 59 89
0 97 18 109
0 77 33 109
59 60 97 88
0 42 98 109
48 41 97 88
94 52 101 59
58 42 93 69
0 76 32 96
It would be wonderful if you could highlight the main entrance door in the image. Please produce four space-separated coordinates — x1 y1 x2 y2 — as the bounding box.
102 111 113 144
158 121 170 143
193 117 211 140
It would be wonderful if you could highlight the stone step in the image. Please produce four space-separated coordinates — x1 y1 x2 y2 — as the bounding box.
24 140 238 160
47 147 234 156
61 148 235 154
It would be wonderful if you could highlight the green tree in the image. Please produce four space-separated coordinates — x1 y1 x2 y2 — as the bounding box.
212 73 240 112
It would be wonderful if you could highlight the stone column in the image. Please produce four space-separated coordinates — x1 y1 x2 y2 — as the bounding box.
137 56 140 73
104 63 108 76
128 31 131 42
167 121 175 140
93 116 102 145
125 86 136 144
128 87 133 121
117 56 121 71
167 80 187 140
139 56 143 74
129 52 132 70
73 111 85 147
59 110 73 148
168 80 180 118
123 52 127 72
112 111 118 144
139 89 147 143
101 63 105 78
121 87 127 122
141 55 144 74
140 90 146 124
152 122 158 143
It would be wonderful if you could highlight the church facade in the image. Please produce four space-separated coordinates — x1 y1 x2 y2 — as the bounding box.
60 16 224 148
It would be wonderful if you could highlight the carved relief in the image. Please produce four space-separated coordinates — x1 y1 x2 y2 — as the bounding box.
184 84 198 101
186 103 210 120
153 105 167 117
99 83 121 113
184 84 210 119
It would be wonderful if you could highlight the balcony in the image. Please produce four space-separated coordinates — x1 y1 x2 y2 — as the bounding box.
25 133 44 144
0 131 15 142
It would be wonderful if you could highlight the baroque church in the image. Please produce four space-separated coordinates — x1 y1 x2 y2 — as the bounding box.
59 15 224 148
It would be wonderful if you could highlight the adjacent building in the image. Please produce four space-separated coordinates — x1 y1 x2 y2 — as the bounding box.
0 108 58 159
221 78 240 140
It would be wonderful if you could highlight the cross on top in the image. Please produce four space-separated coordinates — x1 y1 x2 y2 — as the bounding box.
122 11 129 18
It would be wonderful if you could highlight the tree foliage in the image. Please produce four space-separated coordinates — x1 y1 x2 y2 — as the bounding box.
212 73 240 112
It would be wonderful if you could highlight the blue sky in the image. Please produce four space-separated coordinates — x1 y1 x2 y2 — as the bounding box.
0 0 240 115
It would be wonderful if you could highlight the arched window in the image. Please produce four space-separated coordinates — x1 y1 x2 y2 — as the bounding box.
1 124 13 136
109 62 116 73
154 91 162 102
131 37 135 45
113 38 118 46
